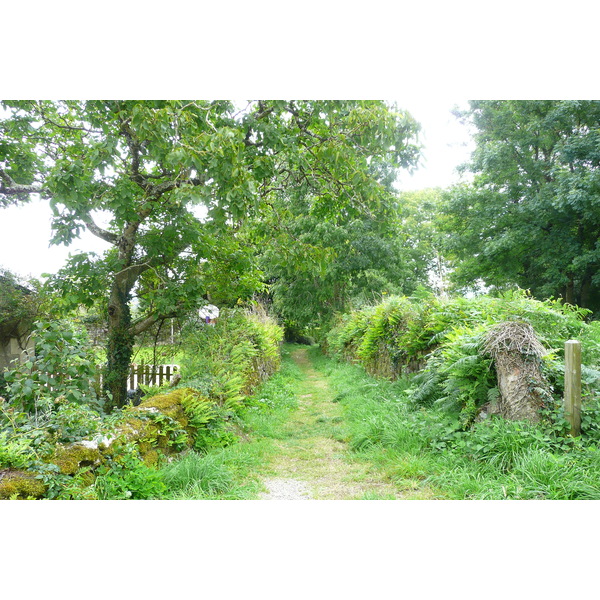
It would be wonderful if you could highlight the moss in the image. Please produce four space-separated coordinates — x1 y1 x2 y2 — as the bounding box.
51 444 102 475
116 390 200 464
141 448 160 467
136 388 191 428
0 469 46 499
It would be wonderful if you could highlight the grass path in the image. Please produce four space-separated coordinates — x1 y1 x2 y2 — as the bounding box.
257 346 408 500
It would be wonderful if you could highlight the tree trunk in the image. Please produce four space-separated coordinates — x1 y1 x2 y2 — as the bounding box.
564 276 575 305
493 351 545 422
482 321 549 423
103 285 134 410
579 274 592 309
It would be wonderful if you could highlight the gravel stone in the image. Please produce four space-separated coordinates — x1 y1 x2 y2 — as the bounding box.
259 478 313 500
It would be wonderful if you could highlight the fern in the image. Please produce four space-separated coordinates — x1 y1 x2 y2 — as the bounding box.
181 392 218 429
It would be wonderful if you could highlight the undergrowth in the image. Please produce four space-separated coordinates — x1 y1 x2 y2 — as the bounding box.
0 305 286 500
326 289 600 424
311 346 600 500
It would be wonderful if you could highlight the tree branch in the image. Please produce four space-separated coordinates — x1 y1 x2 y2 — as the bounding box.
114 263 152 296
0 168 42 198
129 307 182 336
81 212 119 244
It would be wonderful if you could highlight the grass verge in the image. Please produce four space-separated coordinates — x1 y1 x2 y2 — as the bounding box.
157 345 301 499
310 346 600 500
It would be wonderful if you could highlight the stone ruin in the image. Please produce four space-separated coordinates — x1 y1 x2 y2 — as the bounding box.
0 274 36 373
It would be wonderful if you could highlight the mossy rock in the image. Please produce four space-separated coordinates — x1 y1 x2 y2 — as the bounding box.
140 448 160 467
115 388 204 462
136 388 193 427
51 444 103 475
0 469 46 499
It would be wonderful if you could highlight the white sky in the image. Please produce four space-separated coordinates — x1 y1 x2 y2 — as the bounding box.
0 100 474 280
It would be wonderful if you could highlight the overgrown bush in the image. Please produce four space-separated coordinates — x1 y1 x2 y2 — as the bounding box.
3 319 100 415
179 303 283 410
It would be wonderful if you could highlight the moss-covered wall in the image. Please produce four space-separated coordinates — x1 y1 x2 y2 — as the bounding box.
0 387 208 499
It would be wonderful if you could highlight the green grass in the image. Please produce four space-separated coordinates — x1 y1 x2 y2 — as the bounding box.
158 343 600 500
158 443 268 499
310 345 600 500
91 343 185 366
238 348 301 438
158 345 302 499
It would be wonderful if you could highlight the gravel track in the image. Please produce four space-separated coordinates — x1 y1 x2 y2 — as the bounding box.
257 347 406 500
259 477 313 500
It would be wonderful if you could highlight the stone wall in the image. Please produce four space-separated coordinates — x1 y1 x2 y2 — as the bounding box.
0 325 34 372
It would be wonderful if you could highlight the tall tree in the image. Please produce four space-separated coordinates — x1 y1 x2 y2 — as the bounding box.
0 100 420 407
442 100 600 311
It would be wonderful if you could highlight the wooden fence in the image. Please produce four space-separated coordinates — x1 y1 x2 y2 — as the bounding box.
127 363 179 389
91 363 180 391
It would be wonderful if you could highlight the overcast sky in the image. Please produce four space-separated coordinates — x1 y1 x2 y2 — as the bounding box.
0 100 475 280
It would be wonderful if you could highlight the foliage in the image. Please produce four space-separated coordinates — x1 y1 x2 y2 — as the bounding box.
442 100 600 313
0 430 37 469
0 99 420 408
180 304 283 410
326 290 600 422
93 444 166 499
258 201 430 334
0 298 286 499
3 319 100 414
316 342 600 500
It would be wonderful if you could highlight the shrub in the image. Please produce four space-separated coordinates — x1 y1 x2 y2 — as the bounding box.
180 304 283 409
93 444 166 499
4 319 100 415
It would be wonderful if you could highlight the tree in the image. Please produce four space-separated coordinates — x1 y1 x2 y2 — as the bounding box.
258 194 435 334
442 100 600 311
397 187 449 296
0 100 420 408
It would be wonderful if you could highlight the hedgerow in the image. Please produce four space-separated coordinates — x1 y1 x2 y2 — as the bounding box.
326 290 600 424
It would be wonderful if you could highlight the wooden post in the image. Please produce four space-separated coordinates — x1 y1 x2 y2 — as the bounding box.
564 340 582 437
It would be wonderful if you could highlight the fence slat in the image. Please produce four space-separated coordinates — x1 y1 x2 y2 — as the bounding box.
77 363 180 392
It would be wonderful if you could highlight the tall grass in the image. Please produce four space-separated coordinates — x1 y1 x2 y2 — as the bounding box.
159 445 267 499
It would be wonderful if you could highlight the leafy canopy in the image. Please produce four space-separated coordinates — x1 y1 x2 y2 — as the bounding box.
442 100 600 311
